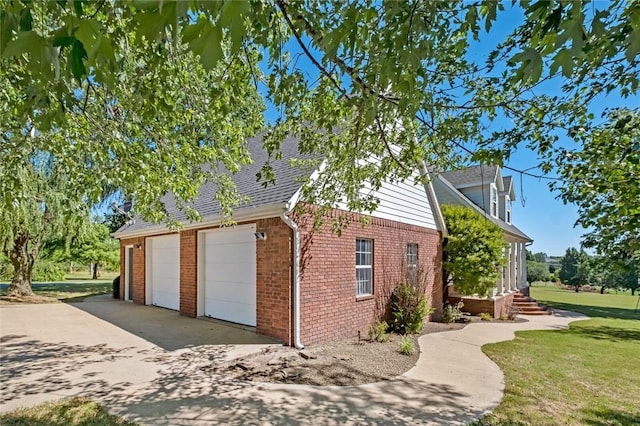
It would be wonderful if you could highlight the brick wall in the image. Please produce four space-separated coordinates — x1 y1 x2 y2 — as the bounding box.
294 209 443 345
448 292 516 318
180 230 198 317
256 217 293 344
119 237 146 305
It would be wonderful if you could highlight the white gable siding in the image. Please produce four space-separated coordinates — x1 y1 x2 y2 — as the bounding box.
336 173 437 230
459 186 486 211
368 175 437 229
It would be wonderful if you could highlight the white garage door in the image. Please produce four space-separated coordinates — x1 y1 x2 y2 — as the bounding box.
201 225 256 326
146 234 180 310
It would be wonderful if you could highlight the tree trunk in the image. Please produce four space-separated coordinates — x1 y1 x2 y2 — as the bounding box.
5 234 36 297
92 262 100 279
600 285 606 294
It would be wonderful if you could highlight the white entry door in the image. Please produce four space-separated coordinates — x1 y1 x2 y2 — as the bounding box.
201 225 256 326
146 234 180 310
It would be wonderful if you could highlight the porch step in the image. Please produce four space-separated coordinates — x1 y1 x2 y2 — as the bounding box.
511 291 553 315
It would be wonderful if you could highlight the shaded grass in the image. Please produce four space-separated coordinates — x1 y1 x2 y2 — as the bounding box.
0 280 113 303
0 397 136 425
478 285 640 425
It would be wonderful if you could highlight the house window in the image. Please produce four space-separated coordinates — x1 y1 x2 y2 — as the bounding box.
505 195 512 224
356 239 373 296
407 243 418 268
490 183 498 217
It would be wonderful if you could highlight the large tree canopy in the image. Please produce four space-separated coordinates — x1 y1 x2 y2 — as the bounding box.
553 108 639 259
1 0 639 266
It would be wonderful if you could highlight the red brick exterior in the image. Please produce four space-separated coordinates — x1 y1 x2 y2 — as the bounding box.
294 209 443 345
448 292 516 318
180 230 198 317
119 237 146 304
256 217 293 344
118 211 443 346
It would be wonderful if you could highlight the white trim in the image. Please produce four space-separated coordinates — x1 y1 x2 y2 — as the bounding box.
124 245 133 302
421 163 448 237
281 209 304 350
505 195 512 224
490 183 498 218
113 203 286 239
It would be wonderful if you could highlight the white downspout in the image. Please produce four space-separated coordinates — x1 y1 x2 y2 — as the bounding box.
281 209 304 350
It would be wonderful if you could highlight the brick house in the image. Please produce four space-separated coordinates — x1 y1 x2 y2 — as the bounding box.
432 165 533 318
113 133 447 346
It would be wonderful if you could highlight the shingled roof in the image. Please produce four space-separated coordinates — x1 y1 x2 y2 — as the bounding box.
114 132 316 236
439 164 499 188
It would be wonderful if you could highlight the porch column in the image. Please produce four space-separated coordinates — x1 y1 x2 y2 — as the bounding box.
520 242 527 288
510 242 517 292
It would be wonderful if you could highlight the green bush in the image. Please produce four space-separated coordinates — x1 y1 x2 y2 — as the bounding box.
391 282 433 334
367 320 389 342
480 312 493 321
32 261 66 282
443 301 465 323
399 336 415 355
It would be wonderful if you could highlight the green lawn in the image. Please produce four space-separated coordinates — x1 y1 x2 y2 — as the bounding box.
0 271 118 303
479 285 640 425
0 397 136 426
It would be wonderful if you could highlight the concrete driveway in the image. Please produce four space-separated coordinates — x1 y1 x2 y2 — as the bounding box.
0 296 588 425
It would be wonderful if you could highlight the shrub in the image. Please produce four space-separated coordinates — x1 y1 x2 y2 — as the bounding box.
32 261 66 282
480 312 493 321
390 282 433 334
443 301 465 323
367 320 389 342
399 336 415 355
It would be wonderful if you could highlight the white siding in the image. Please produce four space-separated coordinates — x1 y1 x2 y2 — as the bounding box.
338 173 437 229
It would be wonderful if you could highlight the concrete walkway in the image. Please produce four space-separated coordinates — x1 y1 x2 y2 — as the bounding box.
0 297 588 425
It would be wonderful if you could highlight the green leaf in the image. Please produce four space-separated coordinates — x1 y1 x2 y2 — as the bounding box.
550 48 574 78
70 39 87 81
188 22 223 70
19 8 32 31
2 30 46 58
73 0 84 17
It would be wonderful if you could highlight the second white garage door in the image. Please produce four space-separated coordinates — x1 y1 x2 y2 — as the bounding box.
146 234 180 311
200 225 257 326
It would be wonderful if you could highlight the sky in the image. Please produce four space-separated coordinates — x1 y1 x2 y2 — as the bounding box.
259 4 638 257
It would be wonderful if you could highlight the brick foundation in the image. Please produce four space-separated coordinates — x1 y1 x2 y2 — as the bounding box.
448 292 516 318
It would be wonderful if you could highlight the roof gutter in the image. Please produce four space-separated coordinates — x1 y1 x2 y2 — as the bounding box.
280 208 304 350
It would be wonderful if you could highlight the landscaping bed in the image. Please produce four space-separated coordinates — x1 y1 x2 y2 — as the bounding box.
211 321 465 386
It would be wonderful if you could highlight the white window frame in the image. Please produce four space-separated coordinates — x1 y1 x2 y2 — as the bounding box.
407 243 418 269
490 183 498 218
505 195 512 224
356 238 373 297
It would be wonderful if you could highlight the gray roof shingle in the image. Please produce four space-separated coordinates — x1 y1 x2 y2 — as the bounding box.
116 132 317 235
439 165 499 187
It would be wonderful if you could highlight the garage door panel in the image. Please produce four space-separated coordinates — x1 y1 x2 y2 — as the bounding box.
205 265 254 284
201 226 256 326
206 280 254 301
204 299 255 327
204 242 254 260
147 234 180 311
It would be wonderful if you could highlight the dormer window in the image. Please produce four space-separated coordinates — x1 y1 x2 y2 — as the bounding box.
490 183 498 217
505 195 512 224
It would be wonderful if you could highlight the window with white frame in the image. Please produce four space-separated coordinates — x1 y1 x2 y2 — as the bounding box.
407 243 419 285
407 243 418 268
356 239 373 296
490 183 498 217
505 195 512 224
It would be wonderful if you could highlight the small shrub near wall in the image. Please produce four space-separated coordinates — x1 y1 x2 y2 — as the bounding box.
391 283 434 334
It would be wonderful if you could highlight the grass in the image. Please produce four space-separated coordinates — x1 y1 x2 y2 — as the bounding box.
478 284 640 425
0 397 136 426
0 271 117 303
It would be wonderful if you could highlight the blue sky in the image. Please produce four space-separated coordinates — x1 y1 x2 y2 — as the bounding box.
259 4 637 257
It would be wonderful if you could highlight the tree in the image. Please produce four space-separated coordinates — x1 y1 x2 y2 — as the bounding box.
553 108 640 260
441 205 507 298
71 223 120 279
527 261 551 283
533 252 548 263
0 1 638 229
559 247 590 291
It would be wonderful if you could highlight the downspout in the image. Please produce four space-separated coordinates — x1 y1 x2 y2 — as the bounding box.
281 209 304 350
